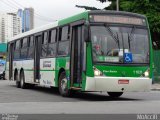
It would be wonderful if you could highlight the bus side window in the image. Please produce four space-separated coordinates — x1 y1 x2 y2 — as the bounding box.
20 37 28 59
47 29 57 57
41 31 48 58
58 26 70 56
27 36 34 59
14 40 20 60
15 40 20 50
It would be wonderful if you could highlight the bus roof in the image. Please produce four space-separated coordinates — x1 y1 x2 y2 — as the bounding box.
9 10 146 43
88 10 146 19
9 11 89 43
58 11 88 26
9 21 58 42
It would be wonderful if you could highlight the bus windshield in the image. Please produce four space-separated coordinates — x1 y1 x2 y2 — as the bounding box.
91 25 149 64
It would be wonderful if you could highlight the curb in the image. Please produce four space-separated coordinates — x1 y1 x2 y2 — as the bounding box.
151 83 160 91
151 88 160 91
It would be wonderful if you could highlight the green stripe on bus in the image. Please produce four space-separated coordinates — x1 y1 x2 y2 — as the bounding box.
58 11 88 26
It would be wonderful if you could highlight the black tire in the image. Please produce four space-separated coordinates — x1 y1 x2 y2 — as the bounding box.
107 92 123 98
59 72 71 97
20 71 27 89
15 73 20 88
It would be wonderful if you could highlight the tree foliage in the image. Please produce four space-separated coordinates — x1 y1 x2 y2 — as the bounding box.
121 0 160 33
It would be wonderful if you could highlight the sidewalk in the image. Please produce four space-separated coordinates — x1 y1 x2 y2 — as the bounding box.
151 83 160 91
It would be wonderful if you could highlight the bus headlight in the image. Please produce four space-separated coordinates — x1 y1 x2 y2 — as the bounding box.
142 69 150 77
144 71 149 77
94 68 103 76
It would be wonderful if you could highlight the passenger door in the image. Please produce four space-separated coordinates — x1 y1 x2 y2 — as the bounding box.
70 21 86 88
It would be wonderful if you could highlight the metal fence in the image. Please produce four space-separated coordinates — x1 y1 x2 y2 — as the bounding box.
153 50 160 82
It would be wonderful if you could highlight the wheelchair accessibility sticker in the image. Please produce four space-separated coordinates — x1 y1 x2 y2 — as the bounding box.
124 53 132 63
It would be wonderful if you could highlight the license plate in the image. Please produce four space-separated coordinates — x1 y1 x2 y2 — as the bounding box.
118 80 129 84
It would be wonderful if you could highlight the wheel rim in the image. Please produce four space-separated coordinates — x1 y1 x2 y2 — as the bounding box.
61 78 67 93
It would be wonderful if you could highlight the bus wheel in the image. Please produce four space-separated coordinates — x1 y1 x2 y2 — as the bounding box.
107 92 123 98
20 71 27 89
15 73 20 88
59 72 70 97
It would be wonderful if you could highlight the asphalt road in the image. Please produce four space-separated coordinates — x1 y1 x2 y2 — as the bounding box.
0 80 160 114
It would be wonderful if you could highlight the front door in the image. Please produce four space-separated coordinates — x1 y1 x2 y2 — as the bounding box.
34 34 42 82
70 23 85 87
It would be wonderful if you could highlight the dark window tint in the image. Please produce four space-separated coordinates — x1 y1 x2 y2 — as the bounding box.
20 37 28 59
15 40 20 50
21 48 28 59
42 32 48 44
41 45 47 57
27 36 34 59
47 43 56 57
58 41 69 56
28 47 34 58
14 51 20 59
49 30 56 43
41 32 48 58
47 29 57 57
20 39 23 48
61 26 69 41
29 36 34 47
14 43 16 50
22 38 28 48
14 40 20 59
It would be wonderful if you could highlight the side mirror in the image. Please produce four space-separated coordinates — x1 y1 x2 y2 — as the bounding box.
84 21 90 42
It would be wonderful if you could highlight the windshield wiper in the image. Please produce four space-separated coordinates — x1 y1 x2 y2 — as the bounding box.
104 24 120 49
128 26 136 50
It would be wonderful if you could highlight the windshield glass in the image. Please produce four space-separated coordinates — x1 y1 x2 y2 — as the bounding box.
91 25 149 64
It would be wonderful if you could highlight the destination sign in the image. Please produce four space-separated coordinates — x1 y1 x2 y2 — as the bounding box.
90 15 146 25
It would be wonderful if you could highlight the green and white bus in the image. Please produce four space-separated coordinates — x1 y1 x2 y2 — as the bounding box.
6 10 152 97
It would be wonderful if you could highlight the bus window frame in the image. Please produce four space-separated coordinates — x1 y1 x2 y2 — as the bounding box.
57 25 70 57
20 37 28 59
14 39 21 60
15 40 20 50
89 22 150 66
41 31 49 58
47 28 57 58
27 35 35 59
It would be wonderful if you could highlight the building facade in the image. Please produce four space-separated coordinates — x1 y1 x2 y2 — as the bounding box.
0 13 22 43
17 7 34 33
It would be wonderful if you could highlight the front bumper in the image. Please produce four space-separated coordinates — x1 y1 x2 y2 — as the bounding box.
85 76 152 92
